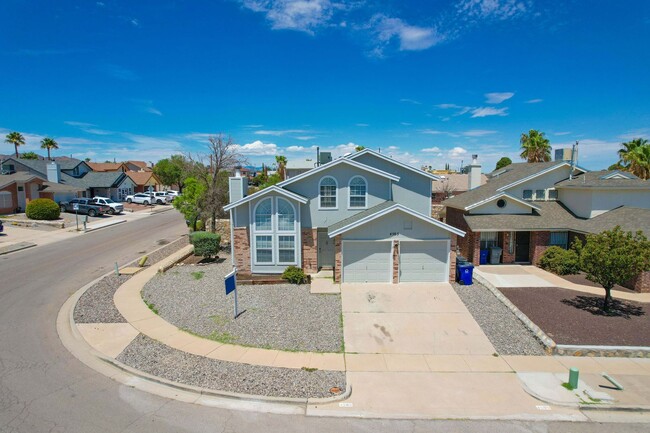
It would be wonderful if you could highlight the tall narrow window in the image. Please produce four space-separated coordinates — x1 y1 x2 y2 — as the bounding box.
254 198 272 231
277 198 295 231
348 176 367 208
255 235 273 263
480 232 498 249
277 235 296 263
319 177 337 208
550 232 568 249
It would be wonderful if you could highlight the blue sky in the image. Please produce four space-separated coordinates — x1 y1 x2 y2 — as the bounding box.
1 0 649 171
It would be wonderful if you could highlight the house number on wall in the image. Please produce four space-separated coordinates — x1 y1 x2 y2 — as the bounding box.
390 232 400 236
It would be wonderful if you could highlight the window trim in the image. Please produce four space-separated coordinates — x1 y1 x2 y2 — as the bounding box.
522 189 533 200
254 234 274 264
480 231 499 249
318 176 338 210
549 231 569 249
548 188 558 201
0 190 12 208
253 197 274 233
347 175 368 209
535 189 546 201
276 234 296 264
276 197 296 232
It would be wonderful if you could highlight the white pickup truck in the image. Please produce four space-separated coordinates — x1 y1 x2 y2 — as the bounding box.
92 197 124 215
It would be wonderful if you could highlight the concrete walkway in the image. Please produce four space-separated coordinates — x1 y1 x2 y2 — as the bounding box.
475 265 650 303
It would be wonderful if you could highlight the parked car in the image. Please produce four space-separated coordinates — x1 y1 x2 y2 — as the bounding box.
165 190 180 199
125 193 153 205
0 219 3 233
92 197 124 215
59 198 110 217
148 191 172 204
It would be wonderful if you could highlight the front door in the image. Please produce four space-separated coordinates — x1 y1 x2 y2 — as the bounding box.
515 232 530 262
317 230 335 269
17 184 26 210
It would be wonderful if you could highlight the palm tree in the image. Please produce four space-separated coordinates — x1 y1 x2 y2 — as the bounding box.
618 138 650 180
5 131 25 158
40 137 59 161
355 145 365 152
519 129 551 163
275 155 287 180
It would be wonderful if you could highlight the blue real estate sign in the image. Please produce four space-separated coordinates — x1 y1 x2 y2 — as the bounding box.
224 268 239 318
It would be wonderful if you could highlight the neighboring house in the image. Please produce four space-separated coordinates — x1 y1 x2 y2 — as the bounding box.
124 160 152 172
0 173 44 214
68 172 136 201
224 149 465 283
442 158 650 292
86 162 128 172
286 159 317 179
432 173 488 203
127 171 162 193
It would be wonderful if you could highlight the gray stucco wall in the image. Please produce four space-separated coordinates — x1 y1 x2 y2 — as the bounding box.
352 153 432 216
341 209 452 241
283 164 391 228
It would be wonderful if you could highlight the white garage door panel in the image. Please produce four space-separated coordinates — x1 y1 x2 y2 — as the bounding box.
400 241 448 282
343 241 391 283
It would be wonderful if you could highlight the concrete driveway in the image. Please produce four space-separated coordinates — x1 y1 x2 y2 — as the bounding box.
341 282 495 355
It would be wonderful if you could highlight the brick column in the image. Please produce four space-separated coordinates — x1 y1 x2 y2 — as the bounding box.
501 231 515 264
233 227 251 273
392 240 399 283
624 271 650 293
334 235 342 283
470 231 481 265
301 228 318 273
530 231 550 265
449 234 457 281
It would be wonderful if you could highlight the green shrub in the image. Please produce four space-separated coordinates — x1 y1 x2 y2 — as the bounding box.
25 198 60 220
538 246 581 275
282 266 307 284
190 231 221 258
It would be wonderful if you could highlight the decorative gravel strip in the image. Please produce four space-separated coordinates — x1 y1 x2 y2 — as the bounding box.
74 235 189 324
117 334 346 399
143 255 343 353
452 281 547 356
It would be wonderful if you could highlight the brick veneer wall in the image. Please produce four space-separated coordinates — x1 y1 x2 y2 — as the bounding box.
449 234 457 280
392 240 399 283
446 207 477 262
233 227 251 273
500 231 515 263
529 231 551 266
301 228 318 273
0 183 17 214
624 271 650 293
334 235 342 283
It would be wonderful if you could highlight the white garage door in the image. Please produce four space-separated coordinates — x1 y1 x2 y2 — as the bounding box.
399 241 449 282
343 241 392 283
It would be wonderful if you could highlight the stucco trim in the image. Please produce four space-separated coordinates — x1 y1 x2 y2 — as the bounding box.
223 185 308 211
464 191 541 212
347 148 441 181
276 157 400 188
495 161 587 192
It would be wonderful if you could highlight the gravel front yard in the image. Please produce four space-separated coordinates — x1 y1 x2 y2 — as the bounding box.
117 334 346 398
452 281 547 356
499 287 650 346
143 254 343 353
74 235 189 323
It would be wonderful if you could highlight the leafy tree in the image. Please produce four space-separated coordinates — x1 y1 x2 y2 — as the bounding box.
84 157 91 162
608 162 624 171
520 129 551 162
172 177 206 231
579 227 650 311
495 157 512 170
617 138 650 180
259 172 282 189
5 131 25 158
40 137 59 160
355 145 365 152
275 155 287 181
154 154 191 192
21 151 39 160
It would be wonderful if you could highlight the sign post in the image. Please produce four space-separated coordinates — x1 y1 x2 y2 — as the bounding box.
73 202 79 231
224 268 238 319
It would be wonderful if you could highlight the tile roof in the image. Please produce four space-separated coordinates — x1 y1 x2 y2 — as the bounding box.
555 170 650 188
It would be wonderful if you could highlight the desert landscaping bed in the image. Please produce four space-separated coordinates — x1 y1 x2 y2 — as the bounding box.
142 251 343 353
499 287 650 347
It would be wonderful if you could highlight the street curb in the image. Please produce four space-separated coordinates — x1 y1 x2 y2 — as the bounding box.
472 272 557 354
158 245 194 273
1 218 65 228
84 219 127 232
0 241 37 256
150 206 174 215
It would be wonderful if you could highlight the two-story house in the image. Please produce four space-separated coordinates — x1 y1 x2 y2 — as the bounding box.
443 156 650 292
224 149 465 283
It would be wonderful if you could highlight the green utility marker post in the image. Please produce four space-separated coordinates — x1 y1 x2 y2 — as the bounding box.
114 262 120 276
568 367 579 390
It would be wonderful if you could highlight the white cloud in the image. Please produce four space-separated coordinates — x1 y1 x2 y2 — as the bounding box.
553 139 620 162
233 140 278 156
241 0 342 34
462 129 497 137
146 107 163 116
401 122 412 126
484 92 514 104
400 98 422 105
294 136 316 140
553 131 572 136
64 120 114 135
421 129 445 135
448 146 468 158
243 124 264 128
333 142 358 155
457 0 530 21
422 147 442 153
285 145 317 152
618 129 649 141
355 123 369 127
254 129 312 136
386 146 400 151
184 132 214 141
370 14 444 54
525 98 543 104
470 106 508 118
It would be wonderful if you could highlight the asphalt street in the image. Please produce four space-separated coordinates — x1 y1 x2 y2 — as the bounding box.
0 209 648 432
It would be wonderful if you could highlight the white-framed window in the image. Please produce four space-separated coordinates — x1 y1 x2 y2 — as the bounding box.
348 176 367 208
277 198 295 231
277 235 296 263
254 198 273 231
550 232 568 249
0 191 13 208
255 235 273 263
535 189 545 201
548 189 558 200
523 189 532 200
319 176 337 209
480 231 498 249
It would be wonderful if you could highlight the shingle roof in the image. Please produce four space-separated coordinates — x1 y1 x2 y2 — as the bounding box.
127 171 159 186
327 201 396 234
2 157 84 175
555 170 650 189
0 172 39 188
64 172 128 189
433 173 488 193
463 202 650 237
443 161 570 209
87 162 126 172
40 181 85 193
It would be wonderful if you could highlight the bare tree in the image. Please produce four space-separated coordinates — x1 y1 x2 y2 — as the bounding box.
436 178 455 199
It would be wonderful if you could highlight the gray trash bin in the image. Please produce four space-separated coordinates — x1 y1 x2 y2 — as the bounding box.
489 246 502 264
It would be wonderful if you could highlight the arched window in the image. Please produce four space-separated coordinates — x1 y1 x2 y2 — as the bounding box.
277 198 295 231
254 198 272 231
348 176 367 208
319 177 337 209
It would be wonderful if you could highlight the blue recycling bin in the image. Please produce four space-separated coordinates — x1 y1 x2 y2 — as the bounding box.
480 249 489 265
457 263 474 285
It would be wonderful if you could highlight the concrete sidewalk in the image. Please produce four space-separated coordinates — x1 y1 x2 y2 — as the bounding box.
61 247 650 420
